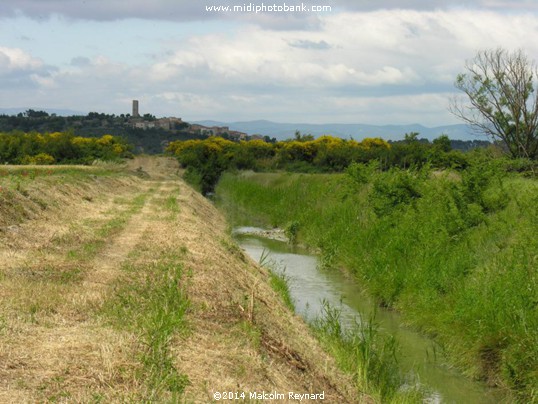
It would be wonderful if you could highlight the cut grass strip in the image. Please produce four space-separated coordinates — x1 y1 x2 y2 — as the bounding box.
103 251 190 401
66 193 148 262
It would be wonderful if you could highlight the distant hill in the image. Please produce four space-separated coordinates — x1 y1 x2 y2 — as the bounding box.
0 107 86 116
194 119 477 141
0 110 201 154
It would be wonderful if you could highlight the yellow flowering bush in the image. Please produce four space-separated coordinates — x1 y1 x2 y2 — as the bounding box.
21 153 56 165
0 131 132 164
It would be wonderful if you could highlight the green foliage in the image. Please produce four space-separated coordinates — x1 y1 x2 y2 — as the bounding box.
369 168 422 216
0 111 197 154
452 48 538 159
0 131 133 164
259 251 295 311
346 161 379 185
215 165 538 401
21 152 55 165
284 221 300 244
268 270 294 311
313 302 422 402
167 135 394 194
167 137 238 194
182 167 203 192
432 134 452 152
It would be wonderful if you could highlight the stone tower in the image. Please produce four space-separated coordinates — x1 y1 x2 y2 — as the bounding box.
132 100 140 117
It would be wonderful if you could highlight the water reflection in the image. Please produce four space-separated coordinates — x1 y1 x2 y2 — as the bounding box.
234 227 504 404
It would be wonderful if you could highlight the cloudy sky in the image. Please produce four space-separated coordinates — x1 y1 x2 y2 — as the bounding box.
1 1 538 126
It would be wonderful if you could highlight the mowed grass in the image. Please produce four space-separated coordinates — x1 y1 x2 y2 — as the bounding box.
0 168 192 402
215 167 538 402
0 184 149 321
102 250 190 401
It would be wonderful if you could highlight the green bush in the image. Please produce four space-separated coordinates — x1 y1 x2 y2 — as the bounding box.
369 168 422 216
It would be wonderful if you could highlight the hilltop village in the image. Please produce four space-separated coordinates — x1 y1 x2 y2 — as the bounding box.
0 102 489 154
128 100 255 141
0 101 271 154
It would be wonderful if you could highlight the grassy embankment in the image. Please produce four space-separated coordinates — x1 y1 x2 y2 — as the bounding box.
0 159 366 402
215 163 538 402
0 163 191 401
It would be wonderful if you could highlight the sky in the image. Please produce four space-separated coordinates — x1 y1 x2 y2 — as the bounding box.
1 1 538 126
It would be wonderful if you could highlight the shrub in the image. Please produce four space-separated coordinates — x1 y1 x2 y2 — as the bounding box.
21 153 55 165
369 168 422 216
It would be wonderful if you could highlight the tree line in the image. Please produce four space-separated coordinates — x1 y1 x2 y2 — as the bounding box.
0 131 133 164
0 111 197 154
165 133 515 195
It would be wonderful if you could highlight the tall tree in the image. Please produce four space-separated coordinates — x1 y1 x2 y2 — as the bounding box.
451 48 538 159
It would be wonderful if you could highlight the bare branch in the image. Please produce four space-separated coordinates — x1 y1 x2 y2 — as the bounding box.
450 48 538 159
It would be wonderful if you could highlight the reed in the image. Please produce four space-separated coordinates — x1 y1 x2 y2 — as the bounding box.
215 164 538 402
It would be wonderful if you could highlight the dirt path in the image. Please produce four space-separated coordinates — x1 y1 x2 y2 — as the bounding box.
0 157 362 403
78 180 168 306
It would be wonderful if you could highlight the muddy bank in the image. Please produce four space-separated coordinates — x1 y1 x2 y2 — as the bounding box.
232 226 289 242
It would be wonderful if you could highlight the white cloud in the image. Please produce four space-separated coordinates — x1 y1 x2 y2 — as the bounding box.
2 8 538 126
142 9 538 91
0 46 43 70
30 73 55 88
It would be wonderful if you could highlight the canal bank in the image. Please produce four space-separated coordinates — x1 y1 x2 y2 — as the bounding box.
234 227 506 404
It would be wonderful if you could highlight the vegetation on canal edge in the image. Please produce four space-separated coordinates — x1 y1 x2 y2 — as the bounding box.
258 246 424 402
215 159 538 402
260 249 296 312
167 133 520 195
312 302 424 403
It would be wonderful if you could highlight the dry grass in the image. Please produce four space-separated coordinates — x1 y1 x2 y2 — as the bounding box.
0 157 366 403
161 181 361 403
0 162 152 401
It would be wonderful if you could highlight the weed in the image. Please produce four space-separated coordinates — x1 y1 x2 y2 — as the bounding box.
164 195 180 214
220 238 245 260
312 301 421 402
239 320 262 349
268 270 294 311
284 221 300 244
258 249 295 310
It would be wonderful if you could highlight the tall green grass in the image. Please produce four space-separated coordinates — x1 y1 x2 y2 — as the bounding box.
313 302 423 403
215 163 538 402
259 249 295 311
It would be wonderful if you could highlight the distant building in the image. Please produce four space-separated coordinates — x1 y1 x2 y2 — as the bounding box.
155 117 184 130
132 100 140 118
128 100 183 131
187 124 209 135
229 130 249 141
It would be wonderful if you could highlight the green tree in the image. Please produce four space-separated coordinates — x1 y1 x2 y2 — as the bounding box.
432 134 452 152
294 130 314 142
451 48 538 159
404 132 419 143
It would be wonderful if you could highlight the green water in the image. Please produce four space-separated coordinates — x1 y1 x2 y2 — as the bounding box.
234 227 509 404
